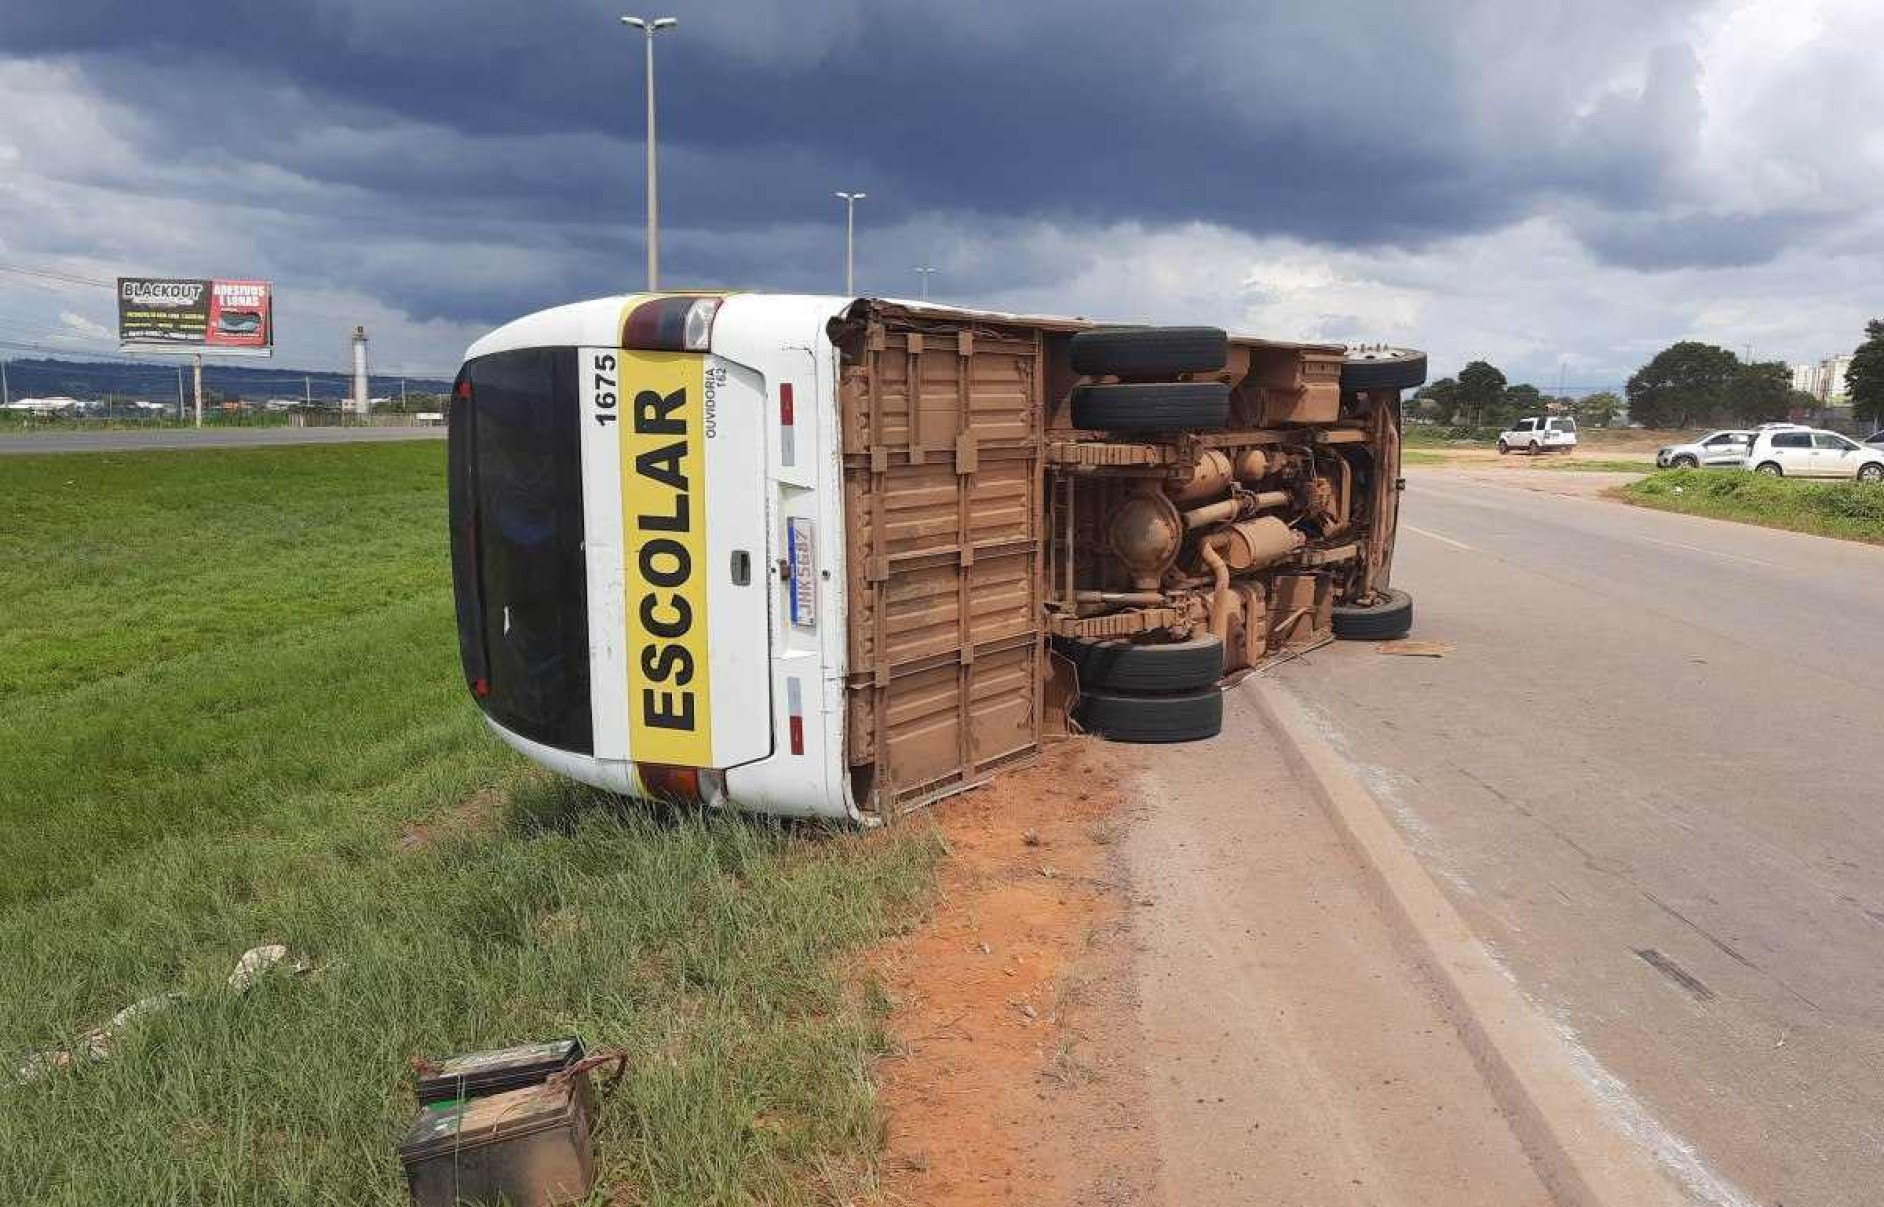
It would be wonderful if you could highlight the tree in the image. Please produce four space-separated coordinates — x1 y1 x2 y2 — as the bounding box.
1575 391 1623 427
1848 319 1884 427
1495 382 1544 428
1412 377 1460 424
1456 360 1508 428
1626 341 1741 428
1722 361 1791 424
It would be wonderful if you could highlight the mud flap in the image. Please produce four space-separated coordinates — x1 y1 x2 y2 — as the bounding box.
1044 646 1081 741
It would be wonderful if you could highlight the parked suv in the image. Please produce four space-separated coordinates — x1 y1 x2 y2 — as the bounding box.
1746 428 1884 480
1498 416 1577 454
1655 429 1752 469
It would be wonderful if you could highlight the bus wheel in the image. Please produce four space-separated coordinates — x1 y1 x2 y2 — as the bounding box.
1074 687 1224 743
1332 589 1413 641
1070 326 1228 377
1070 383 1229 431
1068 634 1224 693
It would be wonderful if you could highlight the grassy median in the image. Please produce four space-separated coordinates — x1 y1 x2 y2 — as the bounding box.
1621 468 1884 544
0 444 939 1205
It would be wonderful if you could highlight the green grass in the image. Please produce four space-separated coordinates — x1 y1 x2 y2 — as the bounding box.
1621 468 1884 544
0 444 940 1205
1403 426 1496 447
4 414 293 434
1534 457 1652 473
1399 449 1447 466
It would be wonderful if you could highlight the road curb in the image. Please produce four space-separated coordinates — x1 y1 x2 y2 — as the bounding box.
1251 679 1691 1207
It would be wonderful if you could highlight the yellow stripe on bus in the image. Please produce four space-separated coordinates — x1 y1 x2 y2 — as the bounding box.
618 351 713 766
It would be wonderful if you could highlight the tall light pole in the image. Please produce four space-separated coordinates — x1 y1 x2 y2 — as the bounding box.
835 191 866 295
914 265 938 301
622 15 678 290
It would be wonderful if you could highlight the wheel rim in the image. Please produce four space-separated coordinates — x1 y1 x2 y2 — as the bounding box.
1862 465 1883 482
1758 464 1779 475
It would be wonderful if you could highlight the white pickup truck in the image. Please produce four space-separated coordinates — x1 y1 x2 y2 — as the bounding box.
1497 416 1578 455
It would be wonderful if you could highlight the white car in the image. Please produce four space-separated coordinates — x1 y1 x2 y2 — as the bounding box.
1655 429 1752 469
1498 415 1578 454
1745 428 1884 481
1863 429 1884 451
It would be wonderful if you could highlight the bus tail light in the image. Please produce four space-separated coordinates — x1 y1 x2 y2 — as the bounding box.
635 763 727 806
620 295 723 352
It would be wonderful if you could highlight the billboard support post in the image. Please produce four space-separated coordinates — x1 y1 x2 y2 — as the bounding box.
193 353 204 428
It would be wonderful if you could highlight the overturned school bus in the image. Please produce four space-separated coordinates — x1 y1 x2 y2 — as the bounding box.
448 294 1424 821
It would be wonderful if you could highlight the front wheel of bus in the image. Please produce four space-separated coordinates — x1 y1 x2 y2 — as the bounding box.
1340 347 1428 393
1332 588 1413 641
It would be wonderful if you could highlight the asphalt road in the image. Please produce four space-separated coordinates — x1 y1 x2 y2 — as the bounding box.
0 426 446 454
1277 469 1884 1207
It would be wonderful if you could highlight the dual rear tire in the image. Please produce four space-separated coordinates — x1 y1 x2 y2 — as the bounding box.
1066 634 1224 743
1067 330 1428 431
1069 327 1231 433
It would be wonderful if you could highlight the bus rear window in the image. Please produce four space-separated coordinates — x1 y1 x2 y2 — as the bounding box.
448 348 593 754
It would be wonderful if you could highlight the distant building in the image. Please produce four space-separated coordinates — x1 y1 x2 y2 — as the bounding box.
1792 353 1855 402
2 396 80 414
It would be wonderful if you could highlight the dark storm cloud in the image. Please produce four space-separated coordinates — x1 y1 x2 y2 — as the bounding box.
2 0 1725 247
9 0 1876 381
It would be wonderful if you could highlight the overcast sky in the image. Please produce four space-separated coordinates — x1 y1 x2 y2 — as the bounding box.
1 0 1878 389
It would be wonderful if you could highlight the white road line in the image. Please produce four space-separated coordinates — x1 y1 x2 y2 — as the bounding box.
1634 534 1777 569
1403 523 1477 552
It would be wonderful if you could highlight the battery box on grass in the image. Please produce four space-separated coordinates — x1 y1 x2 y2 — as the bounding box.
401 1037 608 1207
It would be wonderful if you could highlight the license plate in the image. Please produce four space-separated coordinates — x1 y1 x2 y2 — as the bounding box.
787 518 816 629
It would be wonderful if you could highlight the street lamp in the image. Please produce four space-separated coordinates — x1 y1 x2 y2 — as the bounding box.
913 264 938 301
835 191 866 296
622 15 678 290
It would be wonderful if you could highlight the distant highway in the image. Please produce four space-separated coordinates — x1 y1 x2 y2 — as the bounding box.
0 426 446 454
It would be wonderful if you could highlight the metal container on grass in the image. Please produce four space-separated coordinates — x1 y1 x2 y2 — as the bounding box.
399 1078 597 1207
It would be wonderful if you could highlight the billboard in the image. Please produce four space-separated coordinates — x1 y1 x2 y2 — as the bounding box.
118 277 273 356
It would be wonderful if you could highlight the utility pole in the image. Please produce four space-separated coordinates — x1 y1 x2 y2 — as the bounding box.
1 357 9 407
621 15 678 290
304 374 311 407
193 352 204 428
176 364 185 421
400 377 407 409
836 191 867 295
914 265 938 301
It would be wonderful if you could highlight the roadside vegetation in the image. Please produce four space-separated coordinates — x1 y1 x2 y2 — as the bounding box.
0 444 939 1204
1534 457 1654 473
1623 469 1884 544
4 411 295 433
